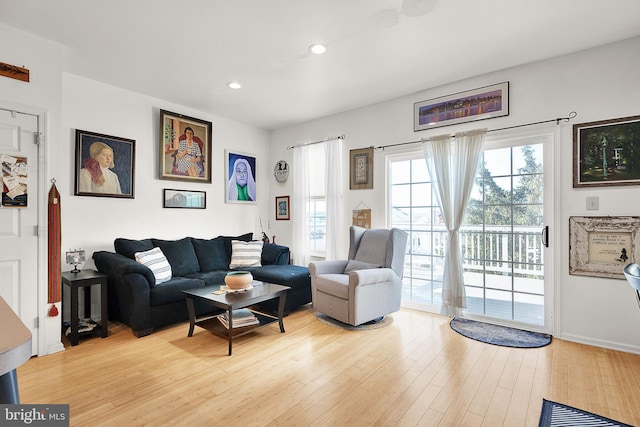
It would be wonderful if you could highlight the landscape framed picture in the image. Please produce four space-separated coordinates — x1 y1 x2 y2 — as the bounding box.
414 81 509 131
225 150 257 204
163 189 206 209
275 196 290 220
573 115 640 188
350 147 373 190
160 109 212 183
74 129 135 199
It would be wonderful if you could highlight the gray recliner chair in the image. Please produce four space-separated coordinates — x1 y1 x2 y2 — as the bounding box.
309 226 408 326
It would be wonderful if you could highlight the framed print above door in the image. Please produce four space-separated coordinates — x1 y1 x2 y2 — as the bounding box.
414 82 509 131
160 109 212 183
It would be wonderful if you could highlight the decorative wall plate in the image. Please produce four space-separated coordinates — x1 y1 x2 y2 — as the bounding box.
273 160 289 182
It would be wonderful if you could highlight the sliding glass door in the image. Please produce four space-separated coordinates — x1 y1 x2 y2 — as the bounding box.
389 130 554 329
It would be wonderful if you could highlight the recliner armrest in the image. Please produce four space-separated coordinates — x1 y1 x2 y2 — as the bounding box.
309 260 349 276
350 267 398 287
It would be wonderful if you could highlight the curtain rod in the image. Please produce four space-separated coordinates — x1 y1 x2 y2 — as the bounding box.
374 111 577 151
287 134 345 150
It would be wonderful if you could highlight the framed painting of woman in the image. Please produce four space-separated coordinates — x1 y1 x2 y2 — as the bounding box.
225 150 257 204
160 109 212 183
74 129 135 199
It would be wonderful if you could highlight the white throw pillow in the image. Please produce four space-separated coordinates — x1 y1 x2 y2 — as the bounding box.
343 259 380 274
135 247 172 284
229 240 263 269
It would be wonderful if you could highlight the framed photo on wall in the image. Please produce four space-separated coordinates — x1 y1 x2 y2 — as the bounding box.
275 196 290 220
74 129 135 199
414 81 509 131
160 109 212 183
225 150 257 204
163 189 206 209
350 147 373 190
573 115 640 188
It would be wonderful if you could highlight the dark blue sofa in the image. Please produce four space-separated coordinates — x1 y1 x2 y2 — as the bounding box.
92 234 311 337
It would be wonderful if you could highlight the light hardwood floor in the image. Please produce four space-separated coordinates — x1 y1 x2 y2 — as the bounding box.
17 307 640 426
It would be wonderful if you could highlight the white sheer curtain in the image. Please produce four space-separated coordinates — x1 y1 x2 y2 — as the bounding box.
422 129 486 317
324 138 344 260
293 144 310 266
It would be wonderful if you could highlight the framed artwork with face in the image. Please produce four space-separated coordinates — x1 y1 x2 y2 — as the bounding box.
225 150 257 204
74 129 135 199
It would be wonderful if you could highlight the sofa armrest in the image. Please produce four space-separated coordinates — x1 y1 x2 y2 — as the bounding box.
93 251 155 287
262 243 290 265
309 260 349 276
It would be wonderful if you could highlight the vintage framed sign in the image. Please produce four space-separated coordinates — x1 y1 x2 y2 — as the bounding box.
569 216 640 279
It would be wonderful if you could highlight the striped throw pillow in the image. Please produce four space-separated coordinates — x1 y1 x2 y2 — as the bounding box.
229 240 263 269
135 247 172 284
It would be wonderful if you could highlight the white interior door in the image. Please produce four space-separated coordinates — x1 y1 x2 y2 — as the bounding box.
0 108 39 355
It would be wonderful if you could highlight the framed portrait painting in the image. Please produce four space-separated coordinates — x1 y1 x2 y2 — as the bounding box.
74 129 135 198
225 150 257 204
160 109 212 183
275 196 290 220
573 115 640 188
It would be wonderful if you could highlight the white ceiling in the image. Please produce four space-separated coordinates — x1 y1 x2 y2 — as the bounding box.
1 0 640 130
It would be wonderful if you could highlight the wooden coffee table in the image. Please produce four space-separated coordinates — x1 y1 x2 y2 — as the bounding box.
182 282 289 355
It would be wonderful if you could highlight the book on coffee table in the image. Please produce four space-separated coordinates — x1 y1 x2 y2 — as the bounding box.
218 309 259 329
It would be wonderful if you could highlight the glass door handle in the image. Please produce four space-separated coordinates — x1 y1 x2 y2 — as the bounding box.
541 226 549 248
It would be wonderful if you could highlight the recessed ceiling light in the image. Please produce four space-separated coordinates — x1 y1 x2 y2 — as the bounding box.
227 81 242 89
309 44 327 55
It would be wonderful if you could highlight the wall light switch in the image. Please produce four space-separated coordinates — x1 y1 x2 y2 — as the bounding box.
586 196 599 211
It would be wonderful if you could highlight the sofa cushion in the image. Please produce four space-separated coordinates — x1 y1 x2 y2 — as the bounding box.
344 259 380 274
191 237 229 271
115 238 154 260
251 264 310 289
222 233 253 259
149 276 205 306
151 237 200 276
134 247 172 284
229 240 263 269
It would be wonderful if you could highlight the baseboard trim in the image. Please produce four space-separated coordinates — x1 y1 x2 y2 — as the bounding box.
559 332 640 355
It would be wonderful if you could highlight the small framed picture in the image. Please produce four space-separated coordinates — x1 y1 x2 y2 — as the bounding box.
350 147 373 190
225 150 257 204
74 130 135 198
160 109 212 183
573 115 640 188
275 196 290 220
65 250 86 264
163 189 206 209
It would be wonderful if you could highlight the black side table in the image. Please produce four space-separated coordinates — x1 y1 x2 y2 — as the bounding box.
61 270 108 346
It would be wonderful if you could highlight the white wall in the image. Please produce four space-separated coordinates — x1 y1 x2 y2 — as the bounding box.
0 23 271 354
269 37 640 353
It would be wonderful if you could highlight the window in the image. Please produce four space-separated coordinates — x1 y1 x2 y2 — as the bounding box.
389 154 444 310
308 144 326 256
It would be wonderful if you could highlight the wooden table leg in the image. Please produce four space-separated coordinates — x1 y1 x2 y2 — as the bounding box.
227 308 233 356
70 285 79 346
277 293 287 333
185 297 196 337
